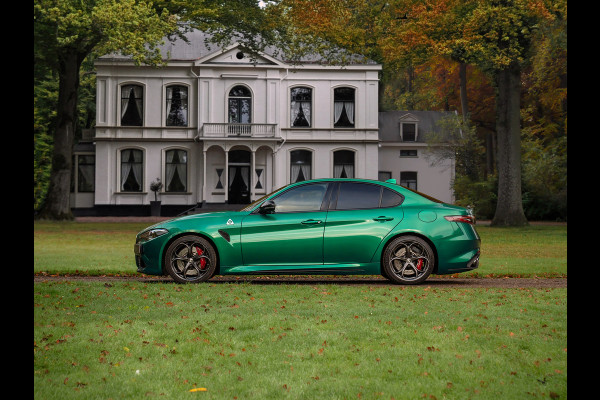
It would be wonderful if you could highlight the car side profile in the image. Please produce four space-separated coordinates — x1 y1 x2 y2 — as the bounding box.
134 178 480 284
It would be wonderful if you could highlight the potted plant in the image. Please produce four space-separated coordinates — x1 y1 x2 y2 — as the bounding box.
150 178 163 216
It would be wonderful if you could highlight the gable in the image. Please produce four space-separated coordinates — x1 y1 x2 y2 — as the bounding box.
196 45 282 67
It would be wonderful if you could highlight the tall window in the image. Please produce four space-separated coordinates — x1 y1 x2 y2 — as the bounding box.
400 171 417 190
333 87 355 127
77 155 95 192
401 123 416 141
290 150 312 183
333 150 354 178
228 86 252 123
165 149 187 192
121 85 143 126
166 85 188 126
121 149 143 192
290 87 312 127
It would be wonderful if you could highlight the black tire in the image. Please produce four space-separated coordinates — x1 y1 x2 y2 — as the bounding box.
382 235 435 285
164 235 217 283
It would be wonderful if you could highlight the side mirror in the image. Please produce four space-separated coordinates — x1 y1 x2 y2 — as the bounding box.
258 199 276 214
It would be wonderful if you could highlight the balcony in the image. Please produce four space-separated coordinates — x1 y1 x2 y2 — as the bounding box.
200 123 277 138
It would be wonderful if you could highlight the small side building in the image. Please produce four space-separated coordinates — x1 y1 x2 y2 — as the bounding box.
378 110 457 204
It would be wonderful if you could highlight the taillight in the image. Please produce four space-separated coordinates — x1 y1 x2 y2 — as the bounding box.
444 215 476 225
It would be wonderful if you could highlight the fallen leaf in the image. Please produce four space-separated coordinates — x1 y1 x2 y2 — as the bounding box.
189 388 207 392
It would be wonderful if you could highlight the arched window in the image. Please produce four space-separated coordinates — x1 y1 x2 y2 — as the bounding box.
290 87 312 127
120 149 143 191
165 149 187 192
333 150 354 178
333 87 355 127
228 85 252 124
166 85 188 126
290 150 312 183
121 85 143 126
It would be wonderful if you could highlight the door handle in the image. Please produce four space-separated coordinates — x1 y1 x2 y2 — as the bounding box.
301 219 322 225
373 216 394 222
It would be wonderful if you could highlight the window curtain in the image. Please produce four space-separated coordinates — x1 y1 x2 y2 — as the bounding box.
166 86 188 126
121 149 142 191
291 164 311 182
291 101 311 127
78 163 94 192
121 86 143 125
334 164 354 178
333 102 354 125
165 150 187 192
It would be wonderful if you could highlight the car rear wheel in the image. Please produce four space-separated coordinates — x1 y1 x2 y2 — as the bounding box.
164 235 217 283
382 235 435 285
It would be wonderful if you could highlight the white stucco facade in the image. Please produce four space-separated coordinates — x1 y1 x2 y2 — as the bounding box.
71 30 454 215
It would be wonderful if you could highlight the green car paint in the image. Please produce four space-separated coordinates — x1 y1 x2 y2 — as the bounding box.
134 178 481 284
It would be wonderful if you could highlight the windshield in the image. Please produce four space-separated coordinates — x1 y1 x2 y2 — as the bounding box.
239 185 289 212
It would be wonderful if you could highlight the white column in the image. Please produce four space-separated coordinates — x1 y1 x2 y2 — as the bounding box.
251 150 256 201
224 150 229 203
202 149 207 203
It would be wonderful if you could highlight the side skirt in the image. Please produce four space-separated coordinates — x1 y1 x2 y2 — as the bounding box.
221 263 380 275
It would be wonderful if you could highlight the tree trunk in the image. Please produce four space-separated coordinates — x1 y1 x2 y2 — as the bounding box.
491 63 528 226
459 62 469 123
38 50 83 220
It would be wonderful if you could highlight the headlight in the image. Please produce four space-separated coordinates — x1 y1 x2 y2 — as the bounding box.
139 228 169 242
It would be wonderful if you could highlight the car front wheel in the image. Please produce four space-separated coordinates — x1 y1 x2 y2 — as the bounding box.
164 235 217 283
382 235 435 285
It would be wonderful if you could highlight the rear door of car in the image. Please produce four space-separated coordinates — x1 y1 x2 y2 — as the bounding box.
323 181 404 264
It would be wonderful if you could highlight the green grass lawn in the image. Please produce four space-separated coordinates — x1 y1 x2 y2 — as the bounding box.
34 281 566 399
34 221 567 399
34 221 567 278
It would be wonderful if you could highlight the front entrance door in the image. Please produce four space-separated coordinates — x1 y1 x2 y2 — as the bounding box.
228 166 250 204
228 150 251 204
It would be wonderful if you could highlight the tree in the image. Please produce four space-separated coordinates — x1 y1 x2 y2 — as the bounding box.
34 0 177 219
271 0 564 226
34 0 271 219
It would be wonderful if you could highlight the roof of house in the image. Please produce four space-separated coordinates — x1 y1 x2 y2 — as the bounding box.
378 110 460 143
99 28 379 66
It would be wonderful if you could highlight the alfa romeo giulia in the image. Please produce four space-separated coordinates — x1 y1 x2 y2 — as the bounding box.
134 178 480 284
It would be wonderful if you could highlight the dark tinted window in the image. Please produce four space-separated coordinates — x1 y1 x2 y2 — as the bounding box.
273 183 328 213
336 182 381 210
380 188 403 207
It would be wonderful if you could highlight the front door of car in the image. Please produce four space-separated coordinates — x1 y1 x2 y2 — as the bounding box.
323 182 404 264
240 182 330 268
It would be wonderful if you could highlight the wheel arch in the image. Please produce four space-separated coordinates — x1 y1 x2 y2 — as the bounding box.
380 231 439 274
161 232 221 276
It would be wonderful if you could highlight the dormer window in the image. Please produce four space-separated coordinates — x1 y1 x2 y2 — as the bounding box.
401 122 417 141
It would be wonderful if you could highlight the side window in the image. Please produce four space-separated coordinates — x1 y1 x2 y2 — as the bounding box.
272 183 328 213
335 182 381 210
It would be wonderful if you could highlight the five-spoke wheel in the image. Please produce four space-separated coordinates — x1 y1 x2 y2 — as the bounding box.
382 235 435 284
164 235 217 283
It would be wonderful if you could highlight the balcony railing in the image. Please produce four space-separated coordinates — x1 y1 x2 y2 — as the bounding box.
200 123 277 138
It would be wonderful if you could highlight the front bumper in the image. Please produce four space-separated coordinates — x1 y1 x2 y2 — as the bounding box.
134 237 166 276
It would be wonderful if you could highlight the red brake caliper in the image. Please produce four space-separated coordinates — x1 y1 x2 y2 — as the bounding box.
195 246 207 270
416 259 424 271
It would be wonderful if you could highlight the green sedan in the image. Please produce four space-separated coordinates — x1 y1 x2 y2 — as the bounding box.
134 178 480 285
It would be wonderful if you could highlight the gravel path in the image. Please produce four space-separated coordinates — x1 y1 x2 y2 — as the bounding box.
34 274 566 288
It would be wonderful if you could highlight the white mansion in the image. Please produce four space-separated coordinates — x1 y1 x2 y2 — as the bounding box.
71 30 455 216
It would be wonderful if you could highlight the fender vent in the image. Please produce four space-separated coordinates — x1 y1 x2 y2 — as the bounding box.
218 229 230 242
